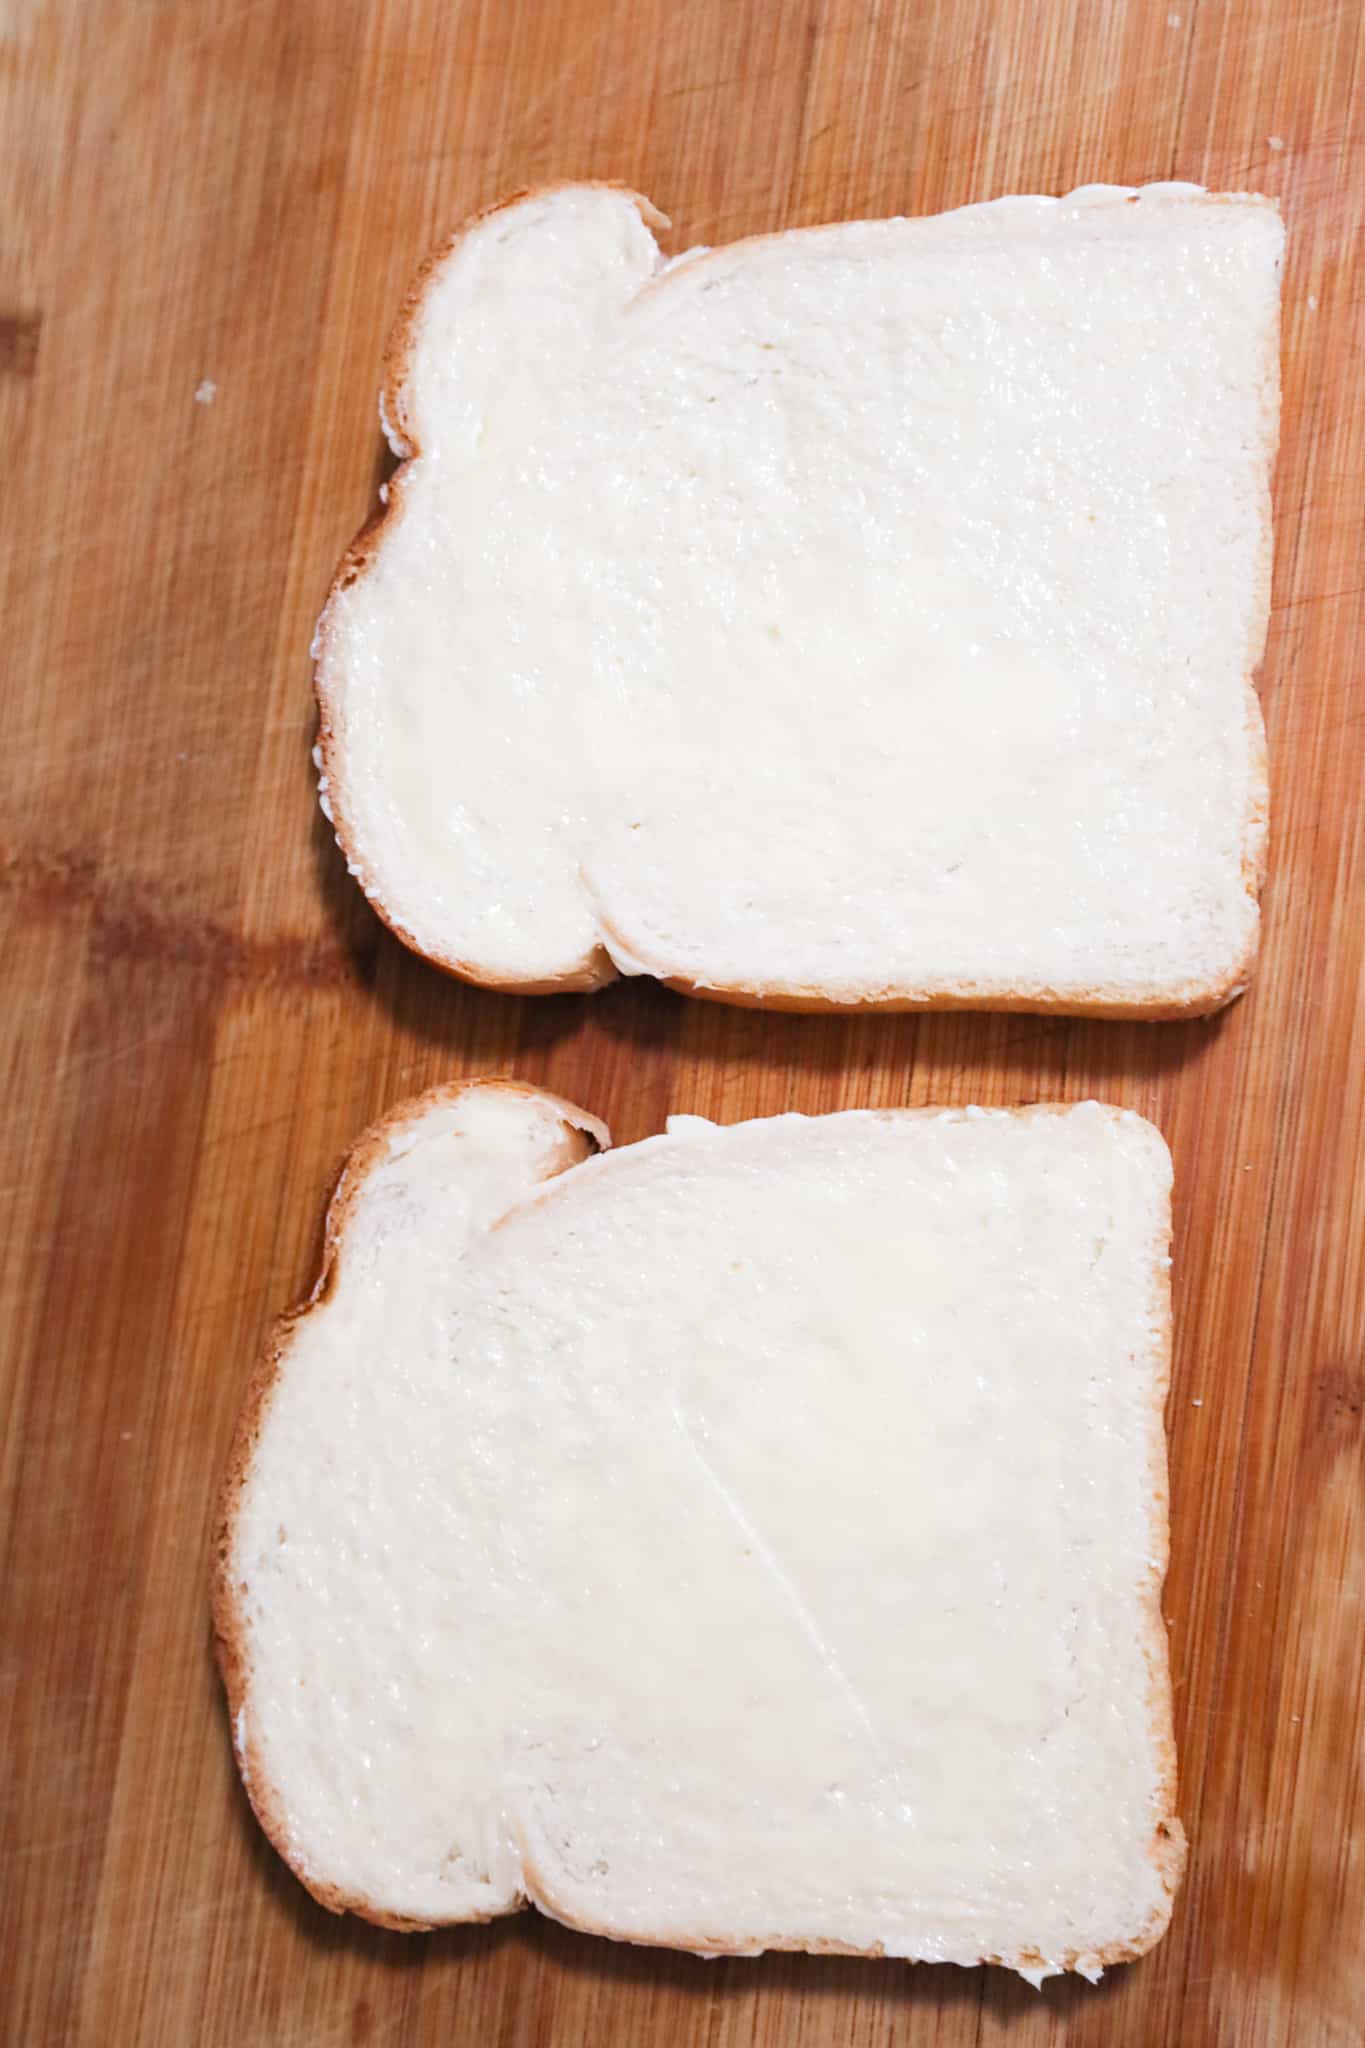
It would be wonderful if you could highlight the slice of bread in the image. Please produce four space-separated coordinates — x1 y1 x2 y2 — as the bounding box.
316 181 1281 1015
214 1082 1185 1980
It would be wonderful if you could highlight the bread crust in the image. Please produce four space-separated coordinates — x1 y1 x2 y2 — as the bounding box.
313 184 1277 1017
213 1093 1184 1973
642 960 1258 1022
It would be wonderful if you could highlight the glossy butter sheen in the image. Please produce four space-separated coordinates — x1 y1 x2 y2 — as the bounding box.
230 1091 1178 1976
319 182 1281 1000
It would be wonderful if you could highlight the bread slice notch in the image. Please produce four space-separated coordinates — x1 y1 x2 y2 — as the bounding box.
215 1083 1186 1980
315 180 1281 1015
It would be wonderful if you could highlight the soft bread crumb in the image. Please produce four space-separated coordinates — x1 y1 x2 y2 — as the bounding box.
215 1084 1185 1974
315 182 1281 1015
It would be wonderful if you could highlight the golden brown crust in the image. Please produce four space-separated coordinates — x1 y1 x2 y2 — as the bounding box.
210 1078 607 1925
512 1879 1178 1975
214 1093 1183 1968
1129 1133 1189 1950
313 184 1276 1017
644 960 1257 1021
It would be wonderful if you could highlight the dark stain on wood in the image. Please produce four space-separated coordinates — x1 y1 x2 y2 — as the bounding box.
1314 1362 1365 1434
2 841 382 993
0 310 42 377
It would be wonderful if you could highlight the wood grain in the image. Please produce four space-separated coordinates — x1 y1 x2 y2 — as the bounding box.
2 1 1362 2041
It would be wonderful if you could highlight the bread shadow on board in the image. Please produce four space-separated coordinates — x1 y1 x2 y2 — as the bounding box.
310 794 1235 1097
661 994 1237 1105
218 1685 1126 2024
304 798 584 1069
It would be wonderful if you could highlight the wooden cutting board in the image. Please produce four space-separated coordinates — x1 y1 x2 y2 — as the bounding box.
3 1 1362 2041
